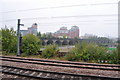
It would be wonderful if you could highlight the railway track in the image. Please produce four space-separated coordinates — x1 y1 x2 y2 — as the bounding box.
1 56 120 80
1 65 119 80
1 56 119 67
1 56 120 71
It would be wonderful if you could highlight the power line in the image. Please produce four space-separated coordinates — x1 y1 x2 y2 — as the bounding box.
4 23 117 27
1 19 117 23
23 20 118 25
0 14 117 22
0 3 117 13
49 14 117 18
2 21 118 28
27 22 118 26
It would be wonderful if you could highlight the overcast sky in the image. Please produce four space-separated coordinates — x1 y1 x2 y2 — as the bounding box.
0 0 119 38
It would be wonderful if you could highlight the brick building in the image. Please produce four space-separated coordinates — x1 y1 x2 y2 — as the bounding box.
53 26 79 38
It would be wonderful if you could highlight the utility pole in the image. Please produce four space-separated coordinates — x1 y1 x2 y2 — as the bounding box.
17 19 20 56
17 19 24 56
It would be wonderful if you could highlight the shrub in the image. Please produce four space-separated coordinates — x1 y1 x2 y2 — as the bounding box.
41 44 59 58
64 51 79 61
108 49 119 64
1 28 17 54
21 34 41 55
65 42 108 62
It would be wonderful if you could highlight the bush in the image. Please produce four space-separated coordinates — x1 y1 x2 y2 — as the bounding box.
64 51 79 61
1 28 17 54
107 49 120 64
41 44 59 58
21 34 41 55
65 42 108 62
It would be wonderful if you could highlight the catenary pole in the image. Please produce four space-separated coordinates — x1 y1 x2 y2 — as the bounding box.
17 19 20 56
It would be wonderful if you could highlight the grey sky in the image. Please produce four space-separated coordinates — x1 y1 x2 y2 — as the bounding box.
0 0 119 38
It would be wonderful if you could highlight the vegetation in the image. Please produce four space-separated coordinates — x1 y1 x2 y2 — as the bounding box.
1 28 119 64
1 28 17 54
41 44 59 58
64 42 119 64
1 27 41 56
41 33 47 38
21 34 41 56
107 49 119 64
41 33 54 38
37 32 41 39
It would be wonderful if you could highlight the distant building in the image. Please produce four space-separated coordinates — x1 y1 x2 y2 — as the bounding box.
69 26 79 38
53 27 68 38
20 30 28 36
28 23 37 35
53 26 79 38
20 23 38 36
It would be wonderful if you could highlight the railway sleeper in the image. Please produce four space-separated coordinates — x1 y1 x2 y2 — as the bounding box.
1 65 120 80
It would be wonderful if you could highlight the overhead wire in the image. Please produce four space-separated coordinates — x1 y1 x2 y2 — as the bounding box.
0 14 118 22
0 3 117 26
0 3 117 13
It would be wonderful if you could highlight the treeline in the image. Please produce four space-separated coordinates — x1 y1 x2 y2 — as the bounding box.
1 28 119 64
1 28 17 53
1 28 41 56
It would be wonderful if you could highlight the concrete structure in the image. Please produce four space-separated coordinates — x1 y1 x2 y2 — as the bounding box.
20 23 38 36
53 26 79 38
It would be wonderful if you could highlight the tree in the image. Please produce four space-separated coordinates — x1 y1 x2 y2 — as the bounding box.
1 27 17 53
21 34 41 55
41 33 47 38
37 32 41 39
41 44 59 58
65 42 107 62
47 33 53 38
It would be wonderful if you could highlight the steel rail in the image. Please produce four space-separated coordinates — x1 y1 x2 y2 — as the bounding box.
1 65 120 80
1 58 120 71
1 65 56 80
1 56 120 67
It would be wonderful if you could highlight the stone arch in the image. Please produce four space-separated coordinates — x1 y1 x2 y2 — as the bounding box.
47 40 53 45
55 40 62 45
62 40 68 45
69 40 75 45
74 40 79 44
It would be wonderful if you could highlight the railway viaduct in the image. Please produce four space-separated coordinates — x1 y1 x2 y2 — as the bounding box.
40 38 112 46
40 38 79 45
